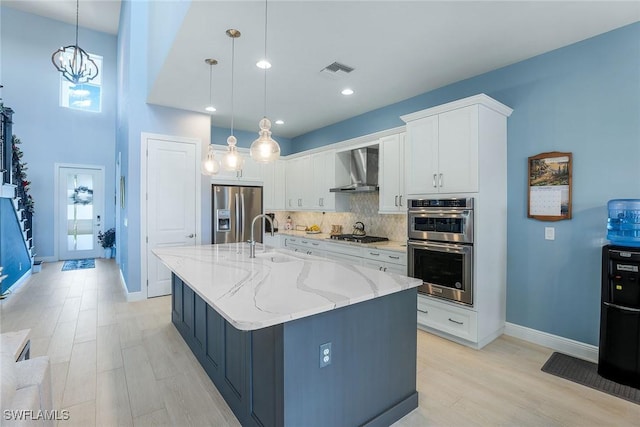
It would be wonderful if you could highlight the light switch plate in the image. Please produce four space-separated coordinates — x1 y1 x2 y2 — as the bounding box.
545 227 555 240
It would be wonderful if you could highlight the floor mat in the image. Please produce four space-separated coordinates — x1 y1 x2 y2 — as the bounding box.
61 258 95 271
542 352 640 405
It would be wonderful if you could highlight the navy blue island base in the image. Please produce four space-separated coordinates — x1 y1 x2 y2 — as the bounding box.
171 273 418 427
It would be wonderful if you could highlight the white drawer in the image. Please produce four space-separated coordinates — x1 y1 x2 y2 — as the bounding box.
323 241 364 257
363 248 406 265
324 251 363 265
417 296 477 342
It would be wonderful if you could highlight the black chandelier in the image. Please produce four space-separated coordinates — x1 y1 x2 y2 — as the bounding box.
51 0 99 85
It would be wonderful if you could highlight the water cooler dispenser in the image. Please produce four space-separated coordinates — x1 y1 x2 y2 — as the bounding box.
598 200 640 388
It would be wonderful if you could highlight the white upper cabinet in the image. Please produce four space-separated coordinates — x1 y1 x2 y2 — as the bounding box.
263 159 286 211
437 106 479 193
401 94 512 196
285 151 348 212
285 156 310 209
210 147 263 183
378 133 406 213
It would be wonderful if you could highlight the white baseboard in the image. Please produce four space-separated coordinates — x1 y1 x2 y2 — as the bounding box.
504 322 598 363
119 269 145 302
35 256 57 263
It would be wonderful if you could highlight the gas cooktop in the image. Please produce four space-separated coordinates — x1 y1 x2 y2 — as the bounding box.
329 234 389 244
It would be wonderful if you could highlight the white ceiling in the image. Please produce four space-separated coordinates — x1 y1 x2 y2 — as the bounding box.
6 1 640 139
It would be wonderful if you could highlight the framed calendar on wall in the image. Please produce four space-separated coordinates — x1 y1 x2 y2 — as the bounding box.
528 151 572 221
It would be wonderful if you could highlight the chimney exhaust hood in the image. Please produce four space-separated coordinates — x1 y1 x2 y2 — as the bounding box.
330 146 379 193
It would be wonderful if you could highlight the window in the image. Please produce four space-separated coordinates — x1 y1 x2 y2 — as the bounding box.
59 53 102 113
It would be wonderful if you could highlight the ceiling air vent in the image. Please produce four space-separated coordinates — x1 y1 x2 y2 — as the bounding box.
320 61 354 79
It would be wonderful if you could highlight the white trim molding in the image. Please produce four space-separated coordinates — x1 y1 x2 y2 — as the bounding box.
119 268 145 302
504 322 598 363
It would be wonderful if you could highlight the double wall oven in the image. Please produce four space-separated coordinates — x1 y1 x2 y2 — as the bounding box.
408 198 474 306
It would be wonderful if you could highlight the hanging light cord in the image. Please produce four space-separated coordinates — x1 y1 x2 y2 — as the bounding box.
74 0 80 47
230 36 235 136
208 63 213 107
263 0 268 118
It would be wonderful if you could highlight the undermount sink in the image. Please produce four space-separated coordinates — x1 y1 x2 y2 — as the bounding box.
254 253 298 263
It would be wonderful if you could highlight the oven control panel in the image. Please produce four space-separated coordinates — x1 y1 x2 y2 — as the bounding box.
409 198 473 209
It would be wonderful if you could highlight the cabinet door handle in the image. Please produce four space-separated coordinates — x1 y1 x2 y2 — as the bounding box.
448 318 463 325
439 173 443 187
398 195 403 206
395 195 398 206
186 234 195 238
433 174 437 188
383 267 387 272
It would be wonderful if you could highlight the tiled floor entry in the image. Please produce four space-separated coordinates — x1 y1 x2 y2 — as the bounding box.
1 259 639 426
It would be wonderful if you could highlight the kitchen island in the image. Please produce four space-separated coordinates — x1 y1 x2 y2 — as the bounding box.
153 243 421 427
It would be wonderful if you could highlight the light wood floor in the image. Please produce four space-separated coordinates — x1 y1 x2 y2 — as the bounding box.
1 260 638 426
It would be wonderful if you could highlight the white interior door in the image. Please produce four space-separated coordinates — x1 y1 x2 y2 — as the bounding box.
57 165 105 260
146 137 198 298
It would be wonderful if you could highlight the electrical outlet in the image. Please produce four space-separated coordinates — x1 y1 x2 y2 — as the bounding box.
319 342 332 368
545 227 555 240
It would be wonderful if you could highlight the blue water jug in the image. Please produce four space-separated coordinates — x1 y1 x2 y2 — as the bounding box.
607 199 640 247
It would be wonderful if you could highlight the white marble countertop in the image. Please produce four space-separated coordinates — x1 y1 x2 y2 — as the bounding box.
275 230 407 252
153 243 421 331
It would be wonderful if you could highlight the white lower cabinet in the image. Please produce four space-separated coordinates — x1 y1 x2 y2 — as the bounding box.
282 236 408 274
283 236 325 256
417 295 478 343
362 248 407 274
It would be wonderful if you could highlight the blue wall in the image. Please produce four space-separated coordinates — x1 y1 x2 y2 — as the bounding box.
1 7 117 260
291 23 640 345
117 0 210 293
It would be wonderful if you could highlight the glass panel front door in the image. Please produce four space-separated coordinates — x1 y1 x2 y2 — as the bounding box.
66 173 95 251
58 166 104 260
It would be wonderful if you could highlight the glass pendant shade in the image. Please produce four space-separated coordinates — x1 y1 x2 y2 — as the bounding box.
250 118 281 163
201 145 220 176
222 136 244 171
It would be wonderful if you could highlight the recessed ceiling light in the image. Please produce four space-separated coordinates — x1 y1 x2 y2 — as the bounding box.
341 88 354 96
256 60 271 69
275 119 284 125
205 106 216 112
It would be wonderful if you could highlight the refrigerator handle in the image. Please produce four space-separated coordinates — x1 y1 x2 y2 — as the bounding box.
235 193 241 242
240 193 246 242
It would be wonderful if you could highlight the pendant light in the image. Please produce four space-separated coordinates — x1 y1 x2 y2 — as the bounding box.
221 29 244 172
250 0 281 164
202 58 220 176
51 0 99 84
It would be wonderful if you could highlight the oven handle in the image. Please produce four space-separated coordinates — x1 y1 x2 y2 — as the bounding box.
408 240 472 254
409 210 471 218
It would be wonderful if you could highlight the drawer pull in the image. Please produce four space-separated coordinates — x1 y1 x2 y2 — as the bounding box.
417 308 428 314
388 255 400 260
312 242 319 246
369 252 380 256
448 318 463 325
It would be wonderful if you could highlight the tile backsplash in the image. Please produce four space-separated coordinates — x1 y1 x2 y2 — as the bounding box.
269 193 407 242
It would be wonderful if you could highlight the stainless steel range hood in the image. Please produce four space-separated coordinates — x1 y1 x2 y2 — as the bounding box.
330 146 379 193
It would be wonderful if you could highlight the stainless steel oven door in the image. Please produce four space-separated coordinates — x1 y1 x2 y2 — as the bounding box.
408 209 473 243
408 240 473 306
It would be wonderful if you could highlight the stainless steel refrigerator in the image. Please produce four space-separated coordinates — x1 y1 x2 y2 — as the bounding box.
212 185 263 244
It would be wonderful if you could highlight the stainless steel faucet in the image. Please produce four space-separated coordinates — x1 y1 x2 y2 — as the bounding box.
249 214 275 258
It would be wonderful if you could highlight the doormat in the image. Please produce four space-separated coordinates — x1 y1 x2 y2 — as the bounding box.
61 259 95 271
541 352 640 405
